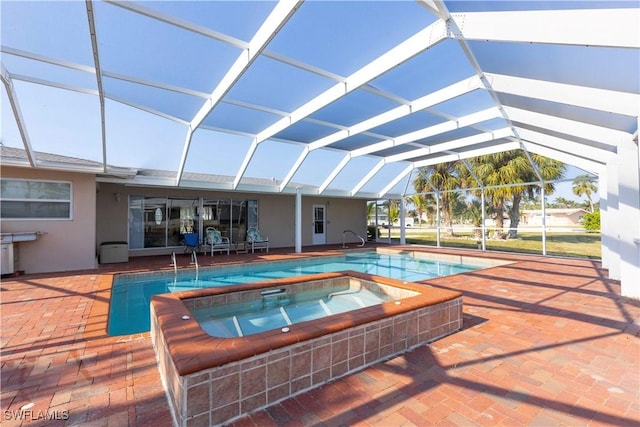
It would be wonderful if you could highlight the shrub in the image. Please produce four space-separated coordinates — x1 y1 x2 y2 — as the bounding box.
367 226 378 240
582 211 600 232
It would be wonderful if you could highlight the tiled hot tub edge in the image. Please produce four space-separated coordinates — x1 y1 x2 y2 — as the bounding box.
150 271 462 427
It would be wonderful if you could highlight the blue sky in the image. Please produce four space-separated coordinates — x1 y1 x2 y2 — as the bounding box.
1 1 624 200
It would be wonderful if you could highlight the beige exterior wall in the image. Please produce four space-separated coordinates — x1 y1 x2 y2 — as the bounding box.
1 166 97 274
521 210 586 227
0 173 367 274
302 197 367 246
96 183 368 257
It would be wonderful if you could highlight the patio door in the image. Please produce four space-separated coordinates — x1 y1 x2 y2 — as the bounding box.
312 204 326 245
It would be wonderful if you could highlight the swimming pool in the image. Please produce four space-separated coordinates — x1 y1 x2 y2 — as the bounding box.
109 251 483 335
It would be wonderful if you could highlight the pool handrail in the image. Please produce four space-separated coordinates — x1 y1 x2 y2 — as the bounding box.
342 229 365 248
171 252 177 275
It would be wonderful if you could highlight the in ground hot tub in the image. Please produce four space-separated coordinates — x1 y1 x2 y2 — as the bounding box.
150 270 463 426
192 276 416 338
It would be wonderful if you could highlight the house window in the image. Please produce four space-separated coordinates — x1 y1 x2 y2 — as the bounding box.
0 179 72 219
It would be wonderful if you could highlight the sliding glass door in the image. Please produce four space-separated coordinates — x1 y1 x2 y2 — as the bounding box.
128 196 198 249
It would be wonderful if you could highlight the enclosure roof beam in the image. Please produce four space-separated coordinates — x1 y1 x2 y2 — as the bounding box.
307 75 482 151
504 106 629 149
351 160 385 196
1 65 36 167
516 128 616 164
319 154 351 194
249 19 449 148
450 8 640 48
519 140 605 175
486 73 639 117
379 164 415 198
384 127 513 163
175 0 302 186
414 141 521 167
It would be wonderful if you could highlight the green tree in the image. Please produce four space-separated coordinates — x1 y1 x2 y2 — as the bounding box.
462 200 484 239
550 196 579 209
413 163 461 235
572 174 598 213
366 201 376 223
509 154 565 238
466 151 565 239
388 200 400 226
406 194 429 226
449 191 468 225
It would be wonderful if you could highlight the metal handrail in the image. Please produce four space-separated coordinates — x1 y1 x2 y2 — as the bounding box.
342 230 365 248
170 252 177 275
190 251 199 271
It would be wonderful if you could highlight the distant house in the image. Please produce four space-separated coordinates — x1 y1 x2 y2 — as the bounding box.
521 208 589 228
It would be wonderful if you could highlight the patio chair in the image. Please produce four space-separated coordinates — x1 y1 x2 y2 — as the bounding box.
205 227 230 256
182 232 200 254
246 226 269 253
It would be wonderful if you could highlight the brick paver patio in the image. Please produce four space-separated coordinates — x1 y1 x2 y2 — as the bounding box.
1 246 639 426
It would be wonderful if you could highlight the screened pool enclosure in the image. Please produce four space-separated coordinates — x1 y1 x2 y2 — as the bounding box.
1 1 638 296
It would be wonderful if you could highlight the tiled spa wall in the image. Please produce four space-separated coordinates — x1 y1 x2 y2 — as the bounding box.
151 284 462 426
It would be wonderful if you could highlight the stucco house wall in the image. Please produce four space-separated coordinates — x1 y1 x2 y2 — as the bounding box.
0 171 367 275
521 209 587 227
1 166 97 274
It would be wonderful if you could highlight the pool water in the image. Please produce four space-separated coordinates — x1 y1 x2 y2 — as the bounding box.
108 252 481 335
194 285 397 338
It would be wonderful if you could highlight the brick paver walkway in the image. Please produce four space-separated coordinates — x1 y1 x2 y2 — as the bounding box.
1 247 639 426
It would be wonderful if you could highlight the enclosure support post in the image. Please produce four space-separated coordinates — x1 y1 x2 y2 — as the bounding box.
617 133 640 298
481 190 486 251
541 184 547 256
295 188 302 253
436 192 441 248
400 198 406 245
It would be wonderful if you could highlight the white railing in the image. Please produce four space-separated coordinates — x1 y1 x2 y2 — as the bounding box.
190 251 199 272
342 230 365 248
170 252 177 275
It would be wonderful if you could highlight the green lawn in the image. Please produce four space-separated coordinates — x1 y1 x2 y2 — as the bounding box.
374 229 601 259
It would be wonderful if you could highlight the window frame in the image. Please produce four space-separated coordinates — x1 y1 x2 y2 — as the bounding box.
0 178 73 221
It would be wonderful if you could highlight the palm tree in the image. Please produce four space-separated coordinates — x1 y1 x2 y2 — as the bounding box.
366 201 376 223
572 175 598 213
463 200 484 239
406 194 428 226
508 154 565 238
413 163 461 235
466 151 565 239
551 196 576 209
387 199 400 226
465 151 526 238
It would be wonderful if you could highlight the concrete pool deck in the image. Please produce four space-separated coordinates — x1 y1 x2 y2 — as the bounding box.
1 245 639 426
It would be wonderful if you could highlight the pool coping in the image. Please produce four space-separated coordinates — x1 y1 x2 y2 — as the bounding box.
150 270 462 376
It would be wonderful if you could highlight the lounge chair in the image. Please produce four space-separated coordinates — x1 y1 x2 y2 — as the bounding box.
182 232 200 254
205 227 230 255
246 226 269 253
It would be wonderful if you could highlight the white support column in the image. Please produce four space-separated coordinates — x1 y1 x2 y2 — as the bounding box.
400 198 406 245
603 161 621 280
617 137 640 298
436 192 441 247
480 190 486 251
295 188 302 253
541 185 547 256
599 172 610 270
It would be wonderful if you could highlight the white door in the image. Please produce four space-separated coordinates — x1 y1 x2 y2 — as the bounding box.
312 204 326 245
